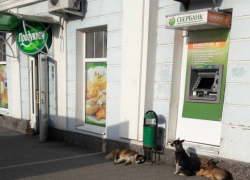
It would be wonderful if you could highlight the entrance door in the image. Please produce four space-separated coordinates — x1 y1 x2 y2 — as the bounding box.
176 36 222 146
38 54 49 143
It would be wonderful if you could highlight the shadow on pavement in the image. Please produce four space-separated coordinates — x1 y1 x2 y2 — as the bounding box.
0 126 107 179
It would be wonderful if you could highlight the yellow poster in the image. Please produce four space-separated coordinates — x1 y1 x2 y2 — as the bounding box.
85 62 107 127
0 64 8 108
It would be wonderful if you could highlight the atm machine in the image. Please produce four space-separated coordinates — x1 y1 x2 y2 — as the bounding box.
186 65 223 104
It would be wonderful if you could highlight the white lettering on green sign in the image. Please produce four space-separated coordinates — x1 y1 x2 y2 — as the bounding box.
18 31 45 48
16 22 52 55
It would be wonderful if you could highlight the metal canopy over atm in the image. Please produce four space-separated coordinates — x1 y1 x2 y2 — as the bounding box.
0 11 59 57
165 10 231 31
174 0 221 11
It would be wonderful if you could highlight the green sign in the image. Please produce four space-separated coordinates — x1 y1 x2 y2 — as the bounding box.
169 17 175 26
17 22 52 55
166 11 207 28
182 29 230 121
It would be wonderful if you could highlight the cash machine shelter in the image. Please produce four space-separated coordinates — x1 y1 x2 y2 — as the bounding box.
165 10 232 147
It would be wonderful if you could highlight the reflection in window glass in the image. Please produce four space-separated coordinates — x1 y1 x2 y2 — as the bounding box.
85 30 107 58
95 31 104 58
86 32 94 58
0 33 6 62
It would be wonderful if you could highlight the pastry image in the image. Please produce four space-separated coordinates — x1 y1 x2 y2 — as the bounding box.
99 92 106 103
96 104 106 120
92 72 107 91
86 104 100 115
86 97 98 106
87 85 100 100
87 81 92 93
0 66 4 82
86 96 100 115
85 63 107 126
1 88 8 106
0 65 7 108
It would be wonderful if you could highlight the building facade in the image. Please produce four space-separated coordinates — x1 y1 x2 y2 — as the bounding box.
0 0 250 177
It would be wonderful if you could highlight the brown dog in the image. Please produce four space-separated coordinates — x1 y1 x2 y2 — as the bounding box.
196 158 228 180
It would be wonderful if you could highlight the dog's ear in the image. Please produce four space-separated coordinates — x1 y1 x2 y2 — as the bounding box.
200 158 205 162
180 139 185 143
208 159 214 163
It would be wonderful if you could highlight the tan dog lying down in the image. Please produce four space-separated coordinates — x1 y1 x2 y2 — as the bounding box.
196 158 228 180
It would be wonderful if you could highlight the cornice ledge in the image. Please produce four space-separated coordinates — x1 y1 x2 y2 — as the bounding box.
0 0 44 11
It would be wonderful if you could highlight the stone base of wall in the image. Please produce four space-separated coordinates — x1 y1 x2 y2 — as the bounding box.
0 115 30 134
49 127 249 180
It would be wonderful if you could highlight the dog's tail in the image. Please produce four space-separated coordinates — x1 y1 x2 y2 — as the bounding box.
105 152 113 160
105 149 121 160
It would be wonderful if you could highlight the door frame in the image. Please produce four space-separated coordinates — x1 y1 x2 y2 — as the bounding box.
29 56 39 132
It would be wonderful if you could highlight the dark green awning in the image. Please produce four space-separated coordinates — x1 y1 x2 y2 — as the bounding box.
0 11 59 33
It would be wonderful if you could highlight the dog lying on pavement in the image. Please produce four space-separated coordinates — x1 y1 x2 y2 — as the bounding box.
196 158 229 180
105 149 145 165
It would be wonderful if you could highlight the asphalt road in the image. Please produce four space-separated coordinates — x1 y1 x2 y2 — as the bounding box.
0 126 207 180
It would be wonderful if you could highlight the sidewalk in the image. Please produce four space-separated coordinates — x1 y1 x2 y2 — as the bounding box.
0 126 207 180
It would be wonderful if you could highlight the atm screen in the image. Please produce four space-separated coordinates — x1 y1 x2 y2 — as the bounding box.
197 77 214 89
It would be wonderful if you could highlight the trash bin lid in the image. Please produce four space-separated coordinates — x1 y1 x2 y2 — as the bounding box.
144 112 157 119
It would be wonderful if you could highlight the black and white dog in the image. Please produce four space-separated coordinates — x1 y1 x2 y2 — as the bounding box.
105 149 145 165
171 139 193 176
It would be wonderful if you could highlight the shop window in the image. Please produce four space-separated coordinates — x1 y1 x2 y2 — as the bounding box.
0 33 6 62
85 30 107 128
75 28 107 134
0 33 8 109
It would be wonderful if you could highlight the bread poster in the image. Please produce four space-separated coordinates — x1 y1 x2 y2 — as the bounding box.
86 62 106 127
0 65 8 108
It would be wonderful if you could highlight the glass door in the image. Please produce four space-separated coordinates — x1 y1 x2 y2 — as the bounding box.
38 54 49 143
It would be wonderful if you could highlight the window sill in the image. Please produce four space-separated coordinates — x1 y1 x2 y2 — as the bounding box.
76 124 105 135
0 108 9 116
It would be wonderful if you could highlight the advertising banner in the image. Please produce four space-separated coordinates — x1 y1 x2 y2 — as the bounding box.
0 65 8 108
182 29 230 121
207 11 231 27
85 62 107 127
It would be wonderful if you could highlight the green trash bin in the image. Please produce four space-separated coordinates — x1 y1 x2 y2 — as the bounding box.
143 110 158 150
143 124 156 148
